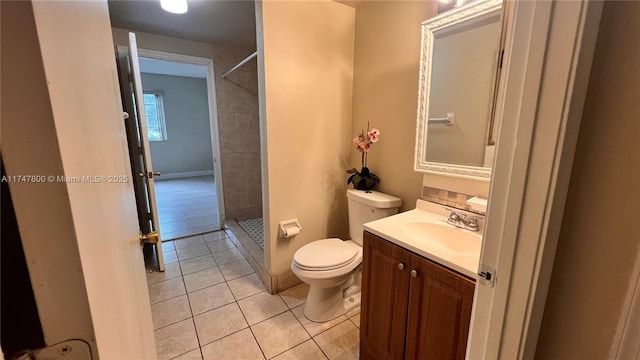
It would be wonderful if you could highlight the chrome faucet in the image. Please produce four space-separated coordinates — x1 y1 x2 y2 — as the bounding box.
445 208 480 232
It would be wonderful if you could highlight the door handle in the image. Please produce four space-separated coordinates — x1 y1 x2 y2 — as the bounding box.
138 171 161 178
139 231 159 245
397 263 405 270
410 270 418 278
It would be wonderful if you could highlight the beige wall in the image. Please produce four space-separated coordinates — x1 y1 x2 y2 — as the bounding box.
351 1 435 212
536 2 640 358
111 28 262 220
258 0 356 276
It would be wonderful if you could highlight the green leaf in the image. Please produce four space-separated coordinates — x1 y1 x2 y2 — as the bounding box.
347 174 357 185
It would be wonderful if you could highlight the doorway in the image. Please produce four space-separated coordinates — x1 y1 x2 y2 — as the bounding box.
117 42 228 274
138 57 221 240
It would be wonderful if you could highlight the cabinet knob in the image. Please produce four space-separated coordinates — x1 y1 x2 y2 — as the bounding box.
411 269 418 278
397 263 405 270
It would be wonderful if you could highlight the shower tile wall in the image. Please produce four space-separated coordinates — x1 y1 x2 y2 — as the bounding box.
216 48 263 221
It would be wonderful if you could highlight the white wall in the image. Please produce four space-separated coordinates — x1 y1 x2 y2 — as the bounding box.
142 73 214 175
257 0 356 276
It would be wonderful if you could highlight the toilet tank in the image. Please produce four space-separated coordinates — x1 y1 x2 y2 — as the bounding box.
347 189 402 245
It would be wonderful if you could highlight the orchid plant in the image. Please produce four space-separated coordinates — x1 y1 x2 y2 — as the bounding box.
353 127 380 168
347 124 381 190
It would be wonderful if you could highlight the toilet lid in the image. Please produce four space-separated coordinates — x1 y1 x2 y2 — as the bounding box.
294 238 359 271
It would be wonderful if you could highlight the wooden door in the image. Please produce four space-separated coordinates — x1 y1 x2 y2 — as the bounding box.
116 49 153 244
116 33 165 271
405 254 475 360
360 232 411 360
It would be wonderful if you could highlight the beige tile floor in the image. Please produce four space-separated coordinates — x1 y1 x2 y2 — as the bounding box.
146 230 360 360
155 176 220 240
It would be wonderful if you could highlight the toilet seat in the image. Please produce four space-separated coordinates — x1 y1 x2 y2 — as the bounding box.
293 238 359 271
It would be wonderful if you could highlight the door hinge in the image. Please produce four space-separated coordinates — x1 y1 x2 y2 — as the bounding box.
478 264 496 288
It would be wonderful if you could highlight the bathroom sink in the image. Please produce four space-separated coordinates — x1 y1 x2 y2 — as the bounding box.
364 201 484 278
400 221 481 256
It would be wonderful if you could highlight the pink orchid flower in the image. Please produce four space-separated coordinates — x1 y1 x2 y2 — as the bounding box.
368 129 380 143
351 125 380 167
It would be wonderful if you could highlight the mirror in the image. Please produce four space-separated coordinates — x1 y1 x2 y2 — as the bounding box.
414 0 503 180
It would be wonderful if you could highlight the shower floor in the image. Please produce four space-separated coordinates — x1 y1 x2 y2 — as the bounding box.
237 217 264 249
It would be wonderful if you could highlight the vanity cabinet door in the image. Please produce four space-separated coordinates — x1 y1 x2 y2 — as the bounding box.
360 231 411 360
404 254 475 360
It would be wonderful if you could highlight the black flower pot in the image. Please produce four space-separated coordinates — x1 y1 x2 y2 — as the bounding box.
347 167 380 191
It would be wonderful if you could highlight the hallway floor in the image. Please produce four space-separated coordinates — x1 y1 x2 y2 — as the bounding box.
155 176 220 240
145 230 360 360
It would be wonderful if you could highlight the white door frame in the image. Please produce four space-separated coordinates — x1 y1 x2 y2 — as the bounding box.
118 46 226 227
467 0 603 358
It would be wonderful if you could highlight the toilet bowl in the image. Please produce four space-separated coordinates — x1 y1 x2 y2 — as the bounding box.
291 189 401 323
291 238 363 322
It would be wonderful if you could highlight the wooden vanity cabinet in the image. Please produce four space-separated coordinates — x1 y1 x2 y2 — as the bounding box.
360 231 475 360
360 231 412 359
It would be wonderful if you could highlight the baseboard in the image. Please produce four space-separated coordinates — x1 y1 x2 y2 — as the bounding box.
155 170 214 180
274 270 302 293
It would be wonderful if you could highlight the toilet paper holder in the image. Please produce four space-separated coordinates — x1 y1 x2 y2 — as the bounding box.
279 218 302 238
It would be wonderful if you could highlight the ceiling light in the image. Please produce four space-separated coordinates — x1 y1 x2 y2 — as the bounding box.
160 0 188 14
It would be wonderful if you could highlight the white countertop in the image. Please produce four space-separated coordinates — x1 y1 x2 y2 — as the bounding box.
363 200 482 279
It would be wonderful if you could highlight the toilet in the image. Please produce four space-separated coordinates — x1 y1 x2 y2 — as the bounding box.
291 189 401 322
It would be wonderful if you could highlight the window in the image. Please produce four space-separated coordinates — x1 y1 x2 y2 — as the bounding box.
143 92 167 141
